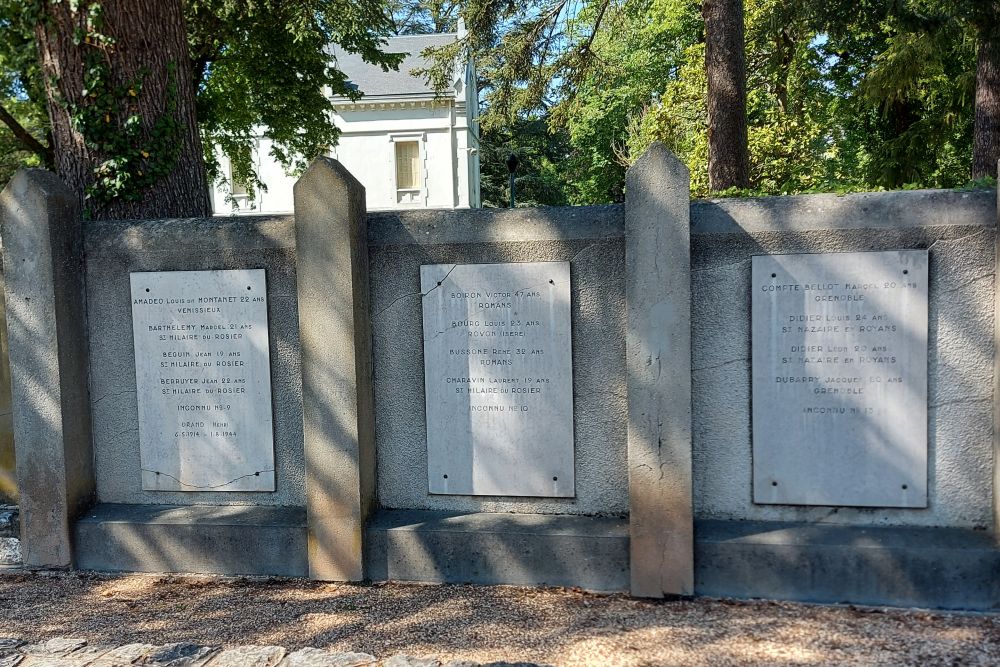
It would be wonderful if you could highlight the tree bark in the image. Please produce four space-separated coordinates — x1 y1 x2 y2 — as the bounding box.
973 23 1000 180
702 0 750 191
34 0 210 219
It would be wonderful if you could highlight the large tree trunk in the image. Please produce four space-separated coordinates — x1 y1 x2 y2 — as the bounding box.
973 23 1000 180
34 0 210 219
702 0 750 191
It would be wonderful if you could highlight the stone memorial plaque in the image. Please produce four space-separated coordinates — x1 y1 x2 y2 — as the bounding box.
752 250 928 507
130 269 275 492
422 262 574 497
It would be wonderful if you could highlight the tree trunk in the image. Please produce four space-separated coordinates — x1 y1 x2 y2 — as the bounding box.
973 23 1000 180
702 0 750 191
34 0 210 219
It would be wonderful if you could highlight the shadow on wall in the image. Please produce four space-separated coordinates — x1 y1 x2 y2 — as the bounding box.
0 265 15 505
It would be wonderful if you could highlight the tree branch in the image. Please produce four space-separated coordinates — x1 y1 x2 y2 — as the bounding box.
0 103 52 166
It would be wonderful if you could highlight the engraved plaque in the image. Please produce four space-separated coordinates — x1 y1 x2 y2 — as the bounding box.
422 262 574 497
752 250 928 507
130 269 275 491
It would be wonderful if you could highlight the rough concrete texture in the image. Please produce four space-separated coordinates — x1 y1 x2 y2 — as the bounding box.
0 267 15 507
294 158 376 581
994 177 1000 535
692 187 996 235
691 197 996 528
368 205 623 246
73 504 308 576
368 205 626 516
624 143 694 598
0 169 94 568
365 509 629 592
84 216 304 507
696 519 1000 610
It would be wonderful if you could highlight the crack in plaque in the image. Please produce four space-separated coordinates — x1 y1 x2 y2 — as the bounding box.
373 264 458 319
141 468 275 490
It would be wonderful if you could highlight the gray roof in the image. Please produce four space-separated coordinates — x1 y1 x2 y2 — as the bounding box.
331 33 458 98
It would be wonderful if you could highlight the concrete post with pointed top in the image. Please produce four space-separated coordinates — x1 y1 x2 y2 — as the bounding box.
0 169 94 568
624 143 694 597
294 157 375 581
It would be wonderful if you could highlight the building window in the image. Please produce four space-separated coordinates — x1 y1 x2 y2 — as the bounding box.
394 141 421 190
230 162 248 197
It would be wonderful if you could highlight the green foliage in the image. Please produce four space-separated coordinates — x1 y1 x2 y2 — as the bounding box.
453 0 991 201
479 118 570 207
188 0 404 204
0 0 404 205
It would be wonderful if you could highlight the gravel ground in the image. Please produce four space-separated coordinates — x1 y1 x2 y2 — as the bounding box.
1 571 998 666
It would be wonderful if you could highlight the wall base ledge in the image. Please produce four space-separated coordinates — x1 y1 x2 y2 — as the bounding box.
696 519 1000 611
74 503 307 577
365 509 629 592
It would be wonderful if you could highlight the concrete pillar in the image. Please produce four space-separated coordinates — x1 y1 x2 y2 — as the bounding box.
994 159 1000 535
0 170 94 568
624 143 694 597
294 157 375 580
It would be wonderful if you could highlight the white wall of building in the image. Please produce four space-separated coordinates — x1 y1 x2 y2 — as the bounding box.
212 99 481 215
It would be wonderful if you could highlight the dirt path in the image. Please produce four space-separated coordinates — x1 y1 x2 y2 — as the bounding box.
1 571 998 666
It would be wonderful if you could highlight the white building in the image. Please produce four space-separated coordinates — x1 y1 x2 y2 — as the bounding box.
212 31 481 214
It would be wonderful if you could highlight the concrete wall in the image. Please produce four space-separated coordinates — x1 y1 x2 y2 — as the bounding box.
690 189 997 529
368 206 629 516
366 188 997 531
0 266 14 505
84 216 306 507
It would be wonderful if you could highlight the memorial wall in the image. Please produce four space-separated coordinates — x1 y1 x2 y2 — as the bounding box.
368 206 629 517
3 153 997 606
84 216 306 507
690 192 996 528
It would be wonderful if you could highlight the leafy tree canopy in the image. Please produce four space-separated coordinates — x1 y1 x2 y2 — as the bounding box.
0 0 406 201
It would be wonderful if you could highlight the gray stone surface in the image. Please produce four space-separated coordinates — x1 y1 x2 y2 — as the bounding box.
21 639 86 657
624 143 694 598
139 643 217 666
691 224 995 528
0 538 21 566
691 187 995 235
994 174 1000 535
207 646 285 667
0 507 16 538
382 657 439 667
74 504 307 576
0 169 94 569
365 509 628 592
751 250 929 508
421 262 574 497
87 644 157 666
369 237 626 516
130 269 275 492
695 519 1000 610
84 215 303 507
294 157 375 581
280 649 375 667
368 205 623 246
